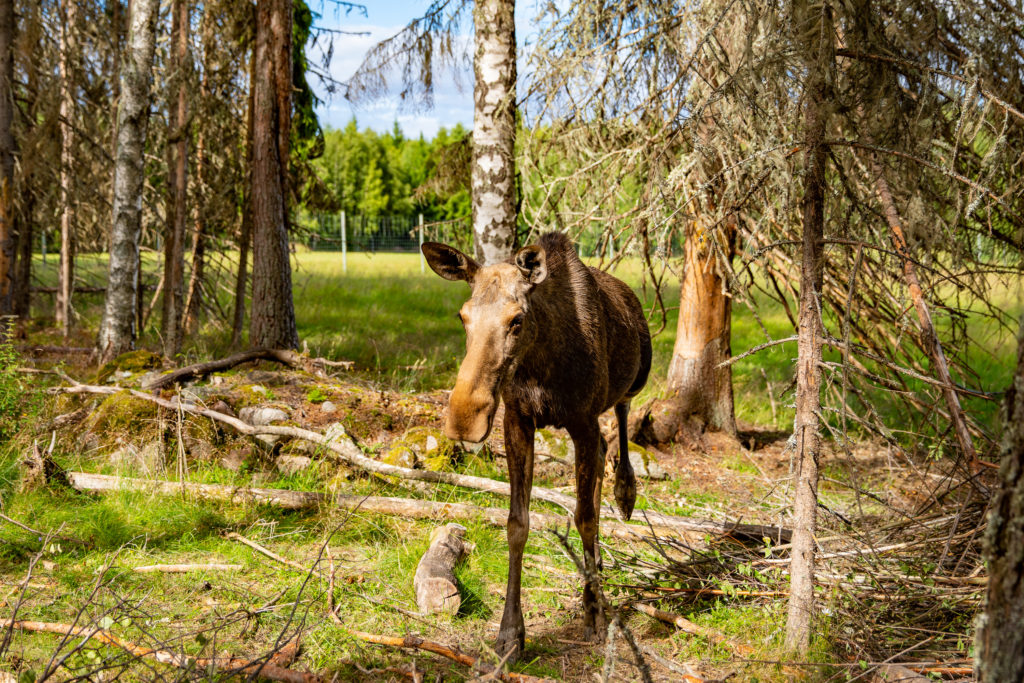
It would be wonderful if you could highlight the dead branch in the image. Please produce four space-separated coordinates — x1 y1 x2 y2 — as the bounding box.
142 348 350 390
349 630 549 682
866 156 979 471
55 381 790 542
131 564 243 573
226 532 321 576
0 620 322 683
636 643 705 682
632 603 754 656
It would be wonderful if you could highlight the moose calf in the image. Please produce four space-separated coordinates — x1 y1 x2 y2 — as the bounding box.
422 232 652 659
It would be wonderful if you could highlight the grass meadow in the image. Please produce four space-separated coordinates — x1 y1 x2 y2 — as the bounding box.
25 248 1022 431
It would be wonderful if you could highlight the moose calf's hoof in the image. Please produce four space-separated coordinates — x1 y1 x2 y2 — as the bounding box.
614 467 636 521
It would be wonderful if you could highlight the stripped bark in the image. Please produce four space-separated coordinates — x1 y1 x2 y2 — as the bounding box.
97 0 159 362
665 218 737 437
55 0 77 338
870 159 978 471
471 0 517 264
160 0 190 358
785 0 832 654
232 40 256 348
414 523 470 614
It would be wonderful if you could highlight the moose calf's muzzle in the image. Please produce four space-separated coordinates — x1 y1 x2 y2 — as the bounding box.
444 379 497 444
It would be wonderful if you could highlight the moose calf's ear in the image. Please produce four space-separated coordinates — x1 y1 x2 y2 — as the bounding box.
515 245 548 285
422 242 480 282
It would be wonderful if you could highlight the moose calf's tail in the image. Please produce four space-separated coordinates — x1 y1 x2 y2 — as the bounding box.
613 402 637 521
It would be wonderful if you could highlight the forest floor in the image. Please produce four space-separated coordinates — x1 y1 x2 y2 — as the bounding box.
1 253 1015 681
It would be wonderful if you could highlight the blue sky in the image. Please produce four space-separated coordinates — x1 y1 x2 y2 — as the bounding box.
308 1 539 138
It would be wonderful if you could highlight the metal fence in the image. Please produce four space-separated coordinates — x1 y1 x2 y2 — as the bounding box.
294 212 474 272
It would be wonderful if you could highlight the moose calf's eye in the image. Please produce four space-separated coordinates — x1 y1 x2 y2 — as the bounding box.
509 313 524 332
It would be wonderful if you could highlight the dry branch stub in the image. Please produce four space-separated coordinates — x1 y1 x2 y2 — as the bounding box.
413 523 471 614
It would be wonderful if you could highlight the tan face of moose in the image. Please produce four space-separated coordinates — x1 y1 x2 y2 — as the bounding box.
421 242 548 444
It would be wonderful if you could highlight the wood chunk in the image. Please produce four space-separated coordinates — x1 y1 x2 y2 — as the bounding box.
413 523 470 615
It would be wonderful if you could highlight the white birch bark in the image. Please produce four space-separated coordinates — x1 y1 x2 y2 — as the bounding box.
97 0 159 361
56 0 77 338
471 0 516 265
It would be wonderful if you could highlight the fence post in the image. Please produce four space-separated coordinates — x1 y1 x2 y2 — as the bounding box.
41 230 47 265
341 210 347 274
418 213 425 274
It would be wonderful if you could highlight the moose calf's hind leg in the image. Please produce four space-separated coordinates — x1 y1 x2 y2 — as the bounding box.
572 423 607 642
613 401 637 521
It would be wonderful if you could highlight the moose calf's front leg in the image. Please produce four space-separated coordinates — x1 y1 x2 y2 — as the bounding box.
572 422 607 642
495 409 535 661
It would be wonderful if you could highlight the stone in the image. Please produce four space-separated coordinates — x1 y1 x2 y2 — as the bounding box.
275 455 312 476
221 447 251 472
534 429 575 465
382 445 417 469
627 444 668 480
425 435 439 452
210 400 236 418
109 442 164 474
238 406 289 446
238 406 289 426
321 400 337 413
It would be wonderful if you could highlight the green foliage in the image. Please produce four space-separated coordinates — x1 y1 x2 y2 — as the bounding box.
306 386 328 403
0 331 33 443
313 119 471 222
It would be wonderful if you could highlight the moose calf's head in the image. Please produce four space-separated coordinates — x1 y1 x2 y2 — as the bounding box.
421 241 548 445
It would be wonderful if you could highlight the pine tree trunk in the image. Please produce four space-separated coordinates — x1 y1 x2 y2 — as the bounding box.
12 1 38 326
665 220 737 436
232 43 256 349
976 318 1024 681
785 0 831 654
471 0 516 265
97 0 159 362
160 0 189 358
0 0 15 321
248 0 298 350
55 0 77 338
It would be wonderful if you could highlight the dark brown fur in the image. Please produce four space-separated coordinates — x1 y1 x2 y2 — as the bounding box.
422 232 652 660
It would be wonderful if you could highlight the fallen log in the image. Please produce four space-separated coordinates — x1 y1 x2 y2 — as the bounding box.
132 564 242 573
350 630 548 682
142 348 353 390
0 620 320 683
414 524 471 614
66 472 672 542
57 380 790 543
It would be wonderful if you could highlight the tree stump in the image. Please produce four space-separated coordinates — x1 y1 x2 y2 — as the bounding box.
414 523 471 615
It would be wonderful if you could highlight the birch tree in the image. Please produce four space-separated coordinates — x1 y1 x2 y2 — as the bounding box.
471 0 516 264
97 0 160 361
55 0 77 338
